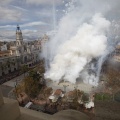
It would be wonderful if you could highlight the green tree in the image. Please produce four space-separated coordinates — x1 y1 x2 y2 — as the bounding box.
24 76 42 98
82 93 89 103
29 70 46 85
71 89 83 109
21 65 28 77
29 70 41 81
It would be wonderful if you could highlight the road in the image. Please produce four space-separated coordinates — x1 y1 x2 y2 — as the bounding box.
0 72 96 100
0 73 28 99
2 73 28 87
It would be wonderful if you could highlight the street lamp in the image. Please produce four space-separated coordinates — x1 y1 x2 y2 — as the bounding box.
74 84 78 89
101 79 104 86
74 85 78 99
63 85 69 93
14 79 18 99
58 80 69 93
100 79 105 93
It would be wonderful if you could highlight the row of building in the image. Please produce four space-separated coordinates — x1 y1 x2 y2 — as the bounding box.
0 25 48 77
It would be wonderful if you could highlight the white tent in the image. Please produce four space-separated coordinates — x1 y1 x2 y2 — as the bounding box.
49 95 55 100
85 101 94 109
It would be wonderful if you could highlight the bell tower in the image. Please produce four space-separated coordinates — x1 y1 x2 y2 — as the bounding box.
16 25 23 46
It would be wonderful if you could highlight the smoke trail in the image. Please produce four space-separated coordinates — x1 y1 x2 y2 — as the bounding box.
52 0 56 31
45 13 110 84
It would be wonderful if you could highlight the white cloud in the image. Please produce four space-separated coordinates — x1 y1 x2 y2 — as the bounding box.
0 21 49 29
10 5 28 12
0 0 14 5
0 21 48 29
25 0 63 5
21 21 48 27
0 25 15 29
0 30 15 41
0 6 22 22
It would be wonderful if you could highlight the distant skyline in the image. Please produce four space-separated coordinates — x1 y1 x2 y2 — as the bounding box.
0 0 70 41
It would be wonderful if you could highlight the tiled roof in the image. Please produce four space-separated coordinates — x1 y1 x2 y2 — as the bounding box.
54 89 62 96
66 91 76 98
0 50 10 54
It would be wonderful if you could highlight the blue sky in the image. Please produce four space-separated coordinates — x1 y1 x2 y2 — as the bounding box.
0 0 70 41
0 0 120 41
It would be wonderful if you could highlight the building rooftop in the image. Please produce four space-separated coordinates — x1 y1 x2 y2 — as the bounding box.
66 91 76 98
54 89 62 96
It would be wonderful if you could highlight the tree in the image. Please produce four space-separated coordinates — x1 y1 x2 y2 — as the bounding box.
82 93 89 103
95 93 111 101
29 70 41 81
43 87 53 98
71 89 83 109
24 69 44 98
13 82 25 97
21 65 28 77
24 76 42 98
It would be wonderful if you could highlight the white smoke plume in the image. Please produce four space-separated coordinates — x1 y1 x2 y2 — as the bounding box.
45 13 110 84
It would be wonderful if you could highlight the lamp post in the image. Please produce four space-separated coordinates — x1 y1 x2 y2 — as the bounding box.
58 80 69 93
63 85 69 93
100 79 105 101
101 79 105 93
14 79 18 99
74 84 78 99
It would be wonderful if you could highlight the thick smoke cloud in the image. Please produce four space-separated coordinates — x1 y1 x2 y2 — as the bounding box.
45 13 110 83
44 0 119 84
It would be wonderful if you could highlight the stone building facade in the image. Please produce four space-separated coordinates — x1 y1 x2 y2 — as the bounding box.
0 25 41 77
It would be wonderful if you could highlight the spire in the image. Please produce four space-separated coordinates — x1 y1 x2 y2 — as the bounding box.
16 24 23 46
16 24 21 32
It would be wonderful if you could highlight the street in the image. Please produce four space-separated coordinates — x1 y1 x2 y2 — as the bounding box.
46 80 95 93
0 73 28 99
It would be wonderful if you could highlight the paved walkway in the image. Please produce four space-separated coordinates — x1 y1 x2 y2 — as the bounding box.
1 73 28 99
46 80 95 93
3 73 28 87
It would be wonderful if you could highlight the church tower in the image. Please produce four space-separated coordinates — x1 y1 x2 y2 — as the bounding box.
16 25 23 46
